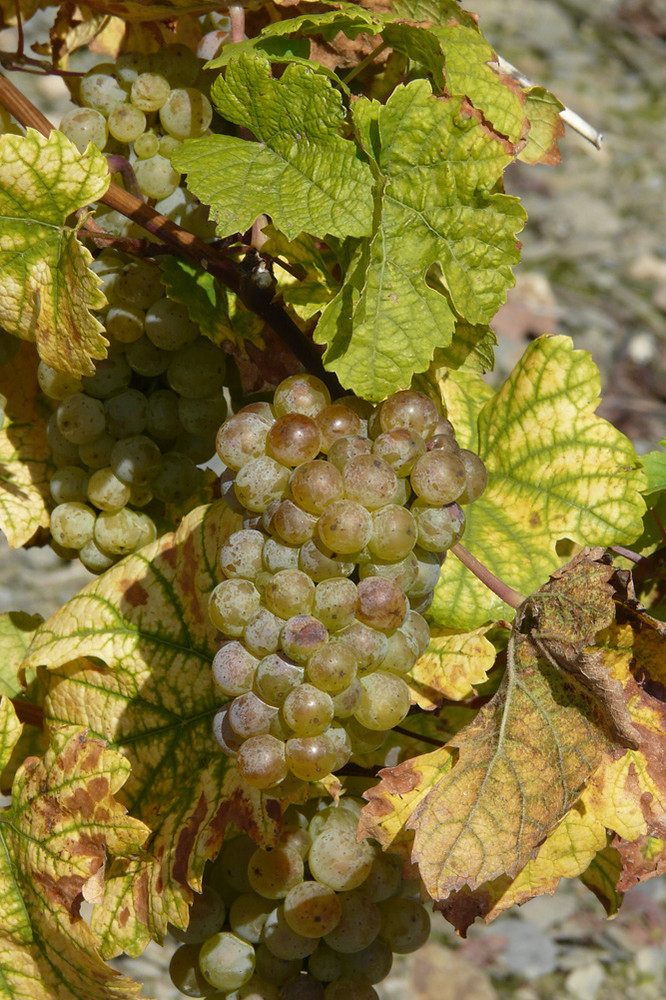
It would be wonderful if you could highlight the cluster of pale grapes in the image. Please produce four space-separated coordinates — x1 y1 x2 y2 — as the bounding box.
42 252 228 573
169 799 431 1000
59 45 215 211
209 374 487 787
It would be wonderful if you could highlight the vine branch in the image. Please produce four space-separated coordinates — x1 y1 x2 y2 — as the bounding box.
0 71 343 395
451 543 525 609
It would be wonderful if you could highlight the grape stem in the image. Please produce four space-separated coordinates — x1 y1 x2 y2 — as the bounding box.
105 154 144 202
610 544 643 565
451 543 525 609
0 71 343 394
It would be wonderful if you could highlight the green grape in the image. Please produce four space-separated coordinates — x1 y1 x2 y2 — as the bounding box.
115 52 150 89
199 932 256 992
169 943 218 997
89 250 125 303
341 455 397 511
315 405 362 453
49 466 88 505
379 390 439 438
57 393 106 445
308 824 375 892
216 411 273 470
358 553 418 593
360 852 402 903
457 449 488 503
327 436 371 472
263 538 300 574
273 500 318 546
82 354 132 399
377 630 418 675
146 389 182 440
330 679 362 719
378 897 431 953
317 500 372 555
220 529 266 580
285 735 337 781
282 684 334 737
152 451 201 504
110 434 162 485
37 362 82 400
159 86 213 138
46 414 81 464
131 71 171 111
135 153 181 199
80 69 127 115
244 609 284 658
273 375 331 419
306 642 357 694
107 103 146 142
340 938 392 984
355 671 411 731
266 414 322 467
368 505 417 561
59 107 107 153
159 134 182 157
133 130 160 159
115 259 163 308
229 893 275 944
105 305 145 343
228 692 277 739
279 973 325 1000
152 43 201 87
170 884 226 944
335 621 387 673
277 824 312 860
263 906 318 961
212 641 258 696
255 944 302 987
290 461 344 515
104 389 148 437
255 655 304 706
298 540 355 584
284 881 342 938
312 579 357 633
167 339 227 398
400 611 430 657
213 836 257 893
324 725 352 770
280 616 328 663
405 547 443 603
345 718 388 755
371 428 426 477
237 975 281 1000
323 891 380 954
125 336 171 375
145 298 199 350
134 510 157 547
79 537 117 574
237 734 288 789
265 569 315 619
411 500 465 553
86 467 131 511
324 979 378 1000
409 449 466 505
308 942 344 983
235 457 290 513
356 577 408 632
209 579 261 636
248 847 304 900
178 395 227 436
78 432 115 470
50 502 96 549
94 507 145 555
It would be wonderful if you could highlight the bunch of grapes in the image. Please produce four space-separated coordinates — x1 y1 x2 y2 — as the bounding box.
209 374 487 787
41 46 230 572
169 799 431 1000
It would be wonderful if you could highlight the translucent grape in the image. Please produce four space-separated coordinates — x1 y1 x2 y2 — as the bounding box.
82 355 132 400
283 882 341 938
308 943 344 983
324 978 378 1000
57 393 105 445
104 389 147 437
400 611 431 656
237 734 288 788
94 508 145 555
345 718 388 754
409 449 466 505
145 298 199 351
170 884 226 944
107 103 146 142
405 547 443 601
378 630 418 675
323 891 380 953
330 679 362 719
229 893 275 944
340 939 393 984
220 529 266 580
212 641 258 696
326 725 352 770
335 621 387 673
151 452 201 503
273 375 331 418
135 154 182 199
356 577 408 632
263 537 300 574
457 448 488 503
86 467 131 511
105 305 145 343
255 655 303 706
378 897 431 953
282 684 334 736
199 932 256 991
306 642 357 694
248 847 304 900
146 389 182 439
280 973 325 1000
169 943 216 998
50 502 96 549
265 569 315 619
411 500 465 552
167 339 227 398
357 552 418 591
355 671 411 731
341 455 397 511
125 336 171 375
327 435 371 472
235 457 290 512
266 414 322 467
273 500 318 546
298 540 355 583
209 579 261 636
228 692 277 739
178 395 227 436
289 461 343 515
131 72 171 111
371 428 426 477
280 616 328 663
308 824 374 891
152 44 201 87
37 362 82 400
133 131 160 159
264 907 318 961
317 500 372 555
285 735 337 781
244 609 284 658
255 945 302 988
79 538 116 574
110 434 162 486
360 852 402 903
59 107 107 152
379 390 439 437
214 835 257 893
159 86 213 138
312 579 357 633
49 466 88 505
315 405 362 453
80 69 127 115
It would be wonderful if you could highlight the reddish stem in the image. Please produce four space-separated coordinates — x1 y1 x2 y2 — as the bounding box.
451 543 525 609
11 699 44 728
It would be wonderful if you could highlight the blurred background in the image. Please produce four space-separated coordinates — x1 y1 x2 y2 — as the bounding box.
1 1 666 997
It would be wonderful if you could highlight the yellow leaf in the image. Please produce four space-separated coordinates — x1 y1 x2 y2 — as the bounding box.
0 341 52 546
409 626 495 708
0 129 109 377
0 704 151 1000
25 502 288 956
0 610 42 697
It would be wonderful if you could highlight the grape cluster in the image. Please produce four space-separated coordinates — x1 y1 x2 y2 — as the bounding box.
41 46 229 572
210 374 487 786
169 799 431 1000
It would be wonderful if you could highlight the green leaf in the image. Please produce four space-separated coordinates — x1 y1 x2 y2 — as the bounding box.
204 35 311 68
158 256 262 348
519 87 565 165
391 0 478 28
262 226 341 321
257 4 386 42
173 56 374 242
639 438 666 496
431 336 647 630
0 705 150 1000
316 80 523 400
0 341 52 547
0 612 42 697
25 502 288 957
0 129 110 377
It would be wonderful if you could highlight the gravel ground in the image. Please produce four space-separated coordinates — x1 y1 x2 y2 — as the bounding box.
2 2 666 998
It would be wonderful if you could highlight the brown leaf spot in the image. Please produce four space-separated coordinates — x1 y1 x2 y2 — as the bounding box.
436 884 495 937
529 512 541 527
118 906 131 928
172 792 208 886
121 580 149 607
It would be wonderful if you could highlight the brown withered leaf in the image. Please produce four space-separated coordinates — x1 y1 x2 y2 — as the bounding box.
362 549 636 901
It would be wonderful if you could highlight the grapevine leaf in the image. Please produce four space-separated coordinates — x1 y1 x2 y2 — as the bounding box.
25 502 289 957
158 257 263 348
409 626 495 708
362 551 622 899
173 56 374 242
315 80 524 400
519 88 565 165
427 320 496 374
262 226 341 321
204 36 310 67
0 129 110 377
0 702 151 1000
391 0 478 29
3 0 248 22
639 438 666 496
256 5 386 42
0 341 52 547
0 611 42 697
579 846 624 916
430 336 647 630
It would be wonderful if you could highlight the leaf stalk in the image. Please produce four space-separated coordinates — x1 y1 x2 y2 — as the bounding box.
451 543 525 609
